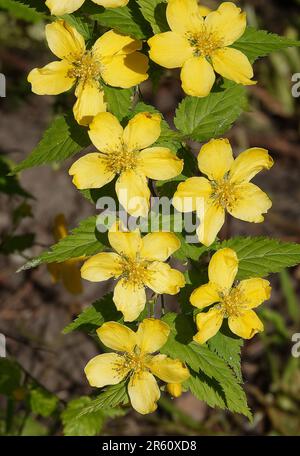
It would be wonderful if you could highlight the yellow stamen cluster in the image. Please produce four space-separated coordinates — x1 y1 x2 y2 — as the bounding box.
119 257 149 287
105 147 138 174
187 27 223 57
218 288 247 318
68 51 101 82
211 179 238 211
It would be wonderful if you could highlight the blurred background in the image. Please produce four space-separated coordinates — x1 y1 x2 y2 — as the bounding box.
0 0 300 436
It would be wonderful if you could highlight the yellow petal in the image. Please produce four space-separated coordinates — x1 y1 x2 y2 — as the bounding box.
92 30 141 60
47 262 61 283
101 52 149 88
116 171 151 218
61 261 83 295
53 213 68 241
181 56 215 97
45 20 85 61
166 0 204 35
140 232 180 262
180 57 216 97
136 318 170 354
190 282 220 309
237 278 271 309
166 383 182 397
145 261 185 295
46 0 85 15
172 177 212 213
137 147 183 180
196 201 225 246
128 371 160 415
148 32 193 69
123 112 161 152
229 148 274 184
208 248 238 291
81 252 122 282
28 60 75 95
73 80 107 126
69 153 115 190
194 308 224 344
197 138 234 181
228 310 264 339
212 47 256 86
108 221 142 259
228 182 272 223
92 0 129 8
148 354 190 383
205 2 246 46
88 112 123 154
84 353 128 388
199 5 211 16
97 321 137 352
113 279 146 322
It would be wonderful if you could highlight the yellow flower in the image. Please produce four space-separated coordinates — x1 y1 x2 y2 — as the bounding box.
173 138 273 246
46 0 128 16
166 382 182 397
47 214 83 295
28 21 149 125
80 222 185 321
148 0 255 97
190 248 271 344
69 111 183 217
85 319 190 414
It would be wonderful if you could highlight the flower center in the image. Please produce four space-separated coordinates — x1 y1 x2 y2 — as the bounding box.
218 288 248 318
105 146 138 174
187 26 223 57
211 179 238 210
123 350 147 374
68 51 101 82
120 257 149 288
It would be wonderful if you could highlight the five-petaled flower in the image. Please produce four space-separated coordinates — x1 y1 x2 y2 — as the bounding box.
148 0 255 97
85 319 190 414
46 0 128 16
190 248 271 344
28 20 148 125
80 222 185 321
173 138 273 246
69 111 183 217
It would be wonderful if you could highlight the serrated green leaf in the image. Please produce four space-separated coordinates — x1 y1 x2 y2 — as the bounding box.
0 0 45 22
184 370 226 409
136 0 168 34
18 216 103 271
220 237 300 280
16 0 48 13
174 82 247 142
103 85 134 121
63 293 122 334
207 329 243 382
61 397 105 436
77 382 129 418
29 386 58 417
173 233 208 262
0 359 22 396
233 27 300 62
13 114 90 173
61 14 91 41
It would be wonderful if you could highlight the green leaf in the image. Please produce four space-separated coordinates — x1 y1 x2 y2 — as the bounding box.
63 293 123 334
161 313 251 418
15 0 49 13
220 237 300 280
29 386 58 417
173 233 208 262
233 27 300 62
174 82 247 142
76 382 129 418
62 14 91 41
13 114 90 173
185 371 226 409
18 216 102 271
91 0 151 39
103 85 134 121
0 233 35 254
136 0 169 34
0 359 22 396
62 397 107 436
0 0 45 22
207 329 243 382
0 156 32 198
20 417 47 436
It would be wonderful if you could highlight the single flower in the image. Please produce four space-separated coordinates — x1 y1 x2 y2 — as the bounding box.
46 0 128 16
190 248 271 344
69 111 183 217
85 319 190 414
28 20 148 125
80 222 185 321
47 214 83 294
173 138 273 246
148 0 255 97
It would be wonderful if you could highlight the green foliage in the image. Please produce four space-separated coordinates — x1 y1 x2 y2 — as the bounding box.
29 386 58 417
103 85 134 121
18 216 102 271
174 82 247 142
62 14 91 41
0 156 32 198
13 114 90 173
221 237 300 280
0 0 46 21
76 382 129 418
0 233 35 254
233 27 300 62
63 293 123 334
15 0 49 13
0 359 22 396
136 0 168 34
